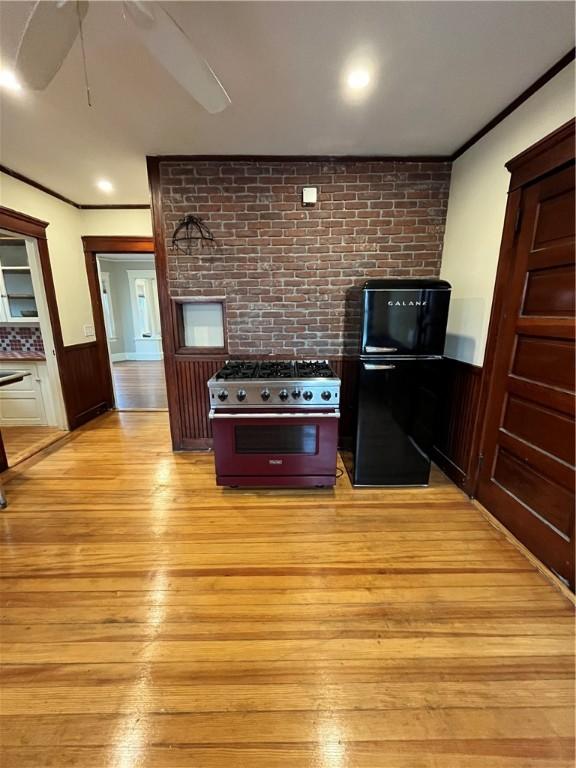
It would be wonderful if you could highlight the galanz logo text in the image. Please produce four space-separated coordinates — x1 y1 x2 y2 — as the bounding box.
387 300 427 307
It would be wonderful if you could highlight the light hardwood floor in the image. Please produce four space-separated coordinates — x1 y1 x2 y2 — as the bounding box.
1 425 67 467
112 360 168 410
0 412 574 767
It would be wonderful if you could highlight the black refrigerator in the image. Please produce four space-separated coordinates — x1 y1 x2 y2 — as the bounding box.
351 278 451 487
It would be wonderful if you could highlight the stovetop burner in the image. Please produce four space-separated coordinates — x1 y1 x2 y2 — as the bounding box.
295 361 334 378
215 361 259 380
258 360 293 379
215 360 336 380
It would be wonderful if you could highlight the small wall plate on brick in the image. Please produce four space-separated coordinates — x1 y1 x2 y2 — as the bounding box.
302 187 318 206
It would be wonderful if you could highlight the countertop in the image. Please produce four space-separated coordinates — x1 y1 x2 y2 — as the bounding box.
0 370 31 387
0 351 46 361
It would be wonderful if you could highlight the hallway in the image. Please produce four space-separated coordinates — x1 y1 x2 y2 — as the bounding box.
0 412 573 767
112 360 168 410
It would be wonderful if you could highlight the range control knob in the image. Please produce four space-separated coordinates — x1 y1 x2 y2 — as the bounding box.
217 389 228 401
261 388 271 401
321 391 332 401
236 389 247 402
291 389 301 400
279 389 289 401
303 390 313 401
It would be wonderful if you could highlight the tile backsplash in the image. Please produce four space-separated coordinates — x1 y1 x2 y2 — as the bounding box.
0 326 45 354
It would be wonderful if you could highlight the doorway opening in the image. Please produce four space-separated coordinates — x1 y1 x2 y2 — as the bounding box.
83 236 168 415
0 230 68 466
96 253 167 410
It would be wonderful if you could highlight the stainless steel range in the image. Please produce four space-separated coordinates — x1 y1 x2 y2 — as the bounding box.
207 360 341 488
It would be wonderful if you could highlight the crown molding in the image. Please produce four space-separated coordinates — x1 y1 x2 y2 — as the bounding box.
147 154 451 163
0 164 150 211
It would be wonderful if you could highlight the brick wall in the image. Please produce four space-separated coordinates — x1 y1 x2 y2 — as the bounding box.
158 159 451 357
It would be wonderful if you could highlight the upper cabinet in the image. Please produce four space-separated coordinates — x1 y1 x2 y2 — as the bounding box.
0 239 39 323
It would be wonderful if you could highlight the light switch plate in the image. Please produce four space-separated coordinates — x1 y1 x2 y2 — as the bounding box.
302 187 318 205
83 324 94 337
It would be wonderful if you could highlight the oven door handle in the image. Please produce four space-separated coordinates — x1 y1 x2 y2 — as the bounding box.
209 410 340 419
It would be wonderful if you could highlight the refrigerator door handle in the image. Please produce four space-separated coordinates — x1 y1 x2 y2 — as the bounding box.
363 363 396 371
365 345 398 353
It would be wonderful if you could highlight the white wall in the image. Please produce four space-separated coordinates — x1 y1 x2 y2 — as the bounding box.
440 62 575 367
0 172 152 346
80 209 152 239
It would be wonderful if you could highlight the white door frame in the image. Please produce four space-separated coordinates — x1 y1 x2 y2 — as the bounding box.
26 238 67 429
0 230 68 430
127 269 163 360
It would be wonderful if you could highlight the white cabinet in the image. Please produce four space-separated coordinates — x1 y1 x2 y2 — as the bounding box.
0 239 39 323
0 362 47 426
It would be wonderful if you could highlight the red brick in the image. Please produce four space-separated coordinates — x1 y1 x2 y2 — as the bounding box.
158 159 450 356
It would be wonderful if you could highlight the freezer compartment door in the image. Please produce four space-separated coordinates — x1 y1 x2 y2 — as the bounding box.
362 287 450 356
353 359 440 486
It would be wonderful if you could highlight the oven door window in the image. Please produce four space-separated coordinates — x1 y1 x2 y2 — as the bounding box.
235 424 318 454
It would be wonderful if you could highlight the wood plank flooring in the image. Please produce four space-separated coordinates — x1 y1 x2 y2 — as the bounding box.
0 411 574 767
112 360 168 410
0 425 67 467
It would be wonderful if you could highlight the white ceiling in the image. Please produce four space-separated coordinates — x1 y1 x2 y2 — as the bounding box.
0 1 574 204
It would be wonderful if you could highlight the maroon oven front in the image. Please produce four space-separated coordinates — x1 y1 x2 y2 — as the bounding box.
210 408 339 488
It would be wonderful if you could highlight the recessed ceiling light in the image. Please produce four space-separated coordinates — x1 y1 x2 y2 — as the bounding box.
0 69 22 92
96 179 114 194
347 69 370 90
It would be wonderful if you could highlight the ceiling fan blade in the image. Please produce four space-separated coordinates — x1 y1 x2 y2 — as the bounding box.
124 1 231 114
16 1 88 90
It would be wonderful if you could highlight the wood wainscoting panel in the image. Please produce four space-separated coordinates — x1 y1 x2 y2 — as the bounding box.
59 342 111 429
432 358 482 494
175 357 224 449
330 357 359 449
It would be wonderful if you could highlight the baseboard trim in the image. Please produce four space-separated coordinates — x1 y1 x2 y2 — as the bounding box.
180 437 213 451
431 446 468 493
111 352 164 362
473 498 575 603
69 402 109 430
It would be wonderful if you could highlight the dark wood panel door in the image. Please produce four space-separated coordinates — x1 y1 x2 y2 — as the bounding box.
477 162 575 587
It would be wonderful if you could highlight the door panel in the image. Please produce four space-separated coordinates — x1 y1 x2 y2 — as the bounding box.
512 337 574 390
477 161 575 588
532 186 575 246
493 449 573 537
353 360 439 486
523 264 575 316
503 396 574 464
0 363 46 426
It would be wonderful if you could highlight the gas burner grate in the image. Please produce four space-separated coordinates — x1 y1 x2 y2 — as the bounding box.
215 361 259 380
213 359 337 381
296 360 334 378
257 361 294 379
